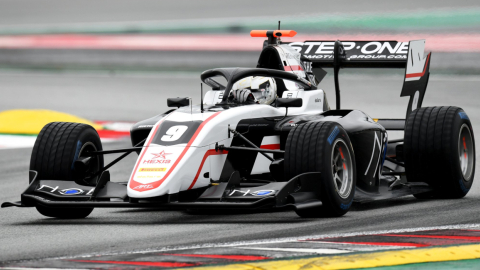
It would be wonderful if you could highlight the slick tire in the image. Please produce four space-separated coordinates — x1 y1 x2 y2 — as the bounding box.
285 121 356 218
404 106 475 199
30 122 103 219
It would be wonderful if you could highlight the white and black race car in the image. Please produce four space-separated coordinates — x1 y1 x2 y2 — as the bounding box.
3 30 476 218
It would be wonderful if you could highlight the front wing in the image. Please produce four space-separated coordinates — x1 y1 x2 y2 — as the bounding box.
2 170 324 212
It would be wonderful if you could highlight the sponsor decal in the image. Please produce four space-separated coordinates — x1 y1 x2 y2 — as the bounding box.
303 54 407 59
138 125 154 128
138 168 166 172
251 190 274 196
143 159 171 164
143 151 172 164
151 151 171 159
327 126 340 145
289 41 409 60
349 55 406 59
134 184 154 190
58 188 84 195
228 189 276 197
459 112 469 120
315 98 321 103
36 185 94 196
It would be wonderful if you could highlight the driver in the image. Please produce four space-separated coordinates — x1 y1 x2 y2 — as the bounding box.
228 76 277 105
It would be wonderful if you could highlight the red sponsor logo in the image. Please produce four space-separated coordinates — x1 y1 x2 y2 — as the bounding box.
142 151 172 164
143 159 171 164
151 151 171 159
133 184 153 189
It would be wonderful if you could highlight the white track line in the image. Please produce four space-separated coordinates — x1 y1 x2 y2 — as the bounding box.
300 240 416 251
0 134 127 150
233 247 350 254
7 224 479 263
0 135 37 149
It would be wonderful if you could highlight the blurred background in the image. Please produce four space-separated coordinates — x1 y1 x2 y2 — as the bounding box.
0 0 479 139
0 0 479 72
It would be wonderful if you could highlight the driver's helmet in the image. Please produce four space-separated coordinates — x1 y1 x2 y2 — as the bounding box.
232 76 277 105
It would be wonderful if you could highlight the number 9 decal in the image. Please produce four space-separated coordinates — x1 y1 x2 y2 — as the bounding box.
161 125 188 142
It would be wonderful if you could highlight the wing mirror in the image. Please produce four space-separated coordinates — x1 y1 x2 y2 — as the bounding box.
275 98 302 121
167 97 190 108
276 98 302 108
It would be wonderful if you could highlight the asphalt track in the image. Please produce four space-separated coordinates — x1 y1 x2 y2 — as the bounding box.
1 70 480 264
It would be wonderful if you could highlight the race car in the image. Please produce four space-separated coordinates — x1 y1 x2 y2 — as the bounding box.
2 30 475 218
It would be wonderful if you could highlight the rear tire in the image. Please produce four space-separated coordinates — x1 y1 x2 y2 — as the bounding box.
285 121 356 217
404 106 475 199
30 122 103 218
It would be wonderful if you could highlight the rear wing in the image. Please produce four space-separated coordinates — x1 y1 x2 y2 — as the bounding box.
251 30 432 118
290 39 431 118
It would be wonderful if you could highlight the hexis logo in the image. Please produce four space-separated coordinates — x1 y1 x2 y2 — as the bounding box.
151 151 171 159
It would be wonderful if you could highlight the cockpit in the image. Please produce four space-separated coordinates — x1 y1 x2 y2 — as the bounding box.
201 68 314 106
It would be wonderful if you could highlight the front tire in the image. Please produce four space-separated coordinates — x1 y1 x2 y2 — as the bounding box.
285 121 356 217
30 122 103 218
404 106 475 199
